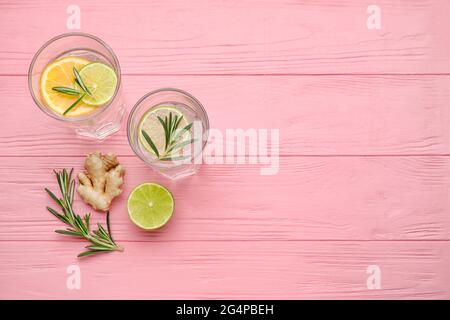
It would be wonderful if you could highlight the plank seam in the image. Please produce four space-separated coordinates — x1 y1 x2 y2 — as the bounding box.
3 73 450 77
1 239 449 243
3 154 450 158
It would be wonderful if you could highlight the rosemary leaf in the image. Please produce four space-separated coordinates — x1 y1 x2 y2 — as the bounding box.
63 94 85 115
62 168 68 188
159 155 190 161
69 179 75 205
89 236 116 249
73 215 87 235
73 67 92 96
78 251 102 258
55 229 81 237
96 224 109 239
171 115 178 133
93 229 108 240
84 214 91 230
141 129 160 158
174 115 183 132
55 171 64 194
157 116 170 151
167 138 196 154
171 123 193 146
168 113 172 132
52 86 81 96
85 245 112 251
47 207 68 224
45 188 63 207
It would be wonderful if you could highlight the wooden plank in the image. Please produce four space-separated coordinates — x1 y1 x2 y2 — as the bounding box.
1 0 450 75
1 156 449 241
0 240 448 299
2 74 450 156
1 0 450 301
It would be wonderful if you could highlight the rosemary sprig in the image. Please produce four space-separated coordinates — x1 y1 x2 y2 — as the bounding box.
51 67 92 115
45 169 123 258
141 112 195 161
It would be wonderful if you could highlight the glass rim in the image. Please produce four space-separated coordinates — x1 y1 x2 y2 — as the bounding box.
127 88 210 167
28 32 122 123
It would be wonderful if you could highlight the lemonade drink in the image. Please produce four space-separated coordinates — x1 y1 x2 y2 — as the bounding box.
127 89 209 180
138 104 195 161
29 33 124 139
40 50 117 117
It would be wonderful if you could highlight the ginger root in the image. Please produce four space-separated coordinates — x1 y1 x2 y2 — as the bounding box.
77 152 125 211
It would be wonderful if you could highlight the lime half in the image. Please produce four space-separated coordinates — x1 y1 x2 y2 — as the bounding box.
77 62 118 106
127 183 174 230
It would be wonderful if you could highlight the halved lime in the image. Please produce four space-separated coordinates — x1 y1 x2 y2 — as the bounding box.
77 62 118 106
138 106 191 156
127 183 174 230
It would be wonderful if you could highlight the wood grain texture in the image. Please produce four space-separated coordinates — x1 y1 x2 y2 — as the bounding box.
1 0 450 299
0 156 449 241
1 0 450 75
2 74 450 156
1 241 449 299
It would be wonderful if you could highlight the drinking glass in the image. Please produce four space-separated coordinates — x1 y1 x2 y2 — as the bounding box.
127 88 209 180
28 32 125 139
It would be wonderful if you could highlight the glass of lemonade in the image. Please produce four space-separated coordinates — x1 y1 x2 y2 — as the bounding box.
127 88 209 180
28 32 125 139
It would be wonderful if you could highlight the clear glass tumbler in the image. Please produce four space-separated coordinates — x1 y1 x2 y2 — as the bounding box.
28 32 125 139
127 88 209 180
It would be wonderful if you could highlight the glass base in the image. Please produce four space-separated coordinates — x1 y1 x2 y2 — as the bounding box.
74 105 125 140
156 163 200 180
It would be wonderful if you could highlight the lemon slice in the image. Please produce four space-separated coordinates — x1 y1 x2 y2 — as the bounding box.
127 183 175 230
77 62 118 106
138 106 191 157
40 57 96 116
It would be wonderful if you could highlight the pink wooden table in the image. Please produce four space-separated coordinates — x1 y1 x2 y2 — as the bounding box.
1 0 450 299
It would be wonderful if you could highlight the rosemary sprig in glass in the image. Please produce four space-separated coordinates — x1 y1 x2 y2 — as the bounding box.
141 112 195 161
51 67 92 115
45 169 123 258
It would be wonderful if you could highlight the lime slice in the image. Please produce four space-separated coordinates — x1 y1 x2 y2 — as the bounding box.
77 62 117 106
127 183 174 230
138 106 191 156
